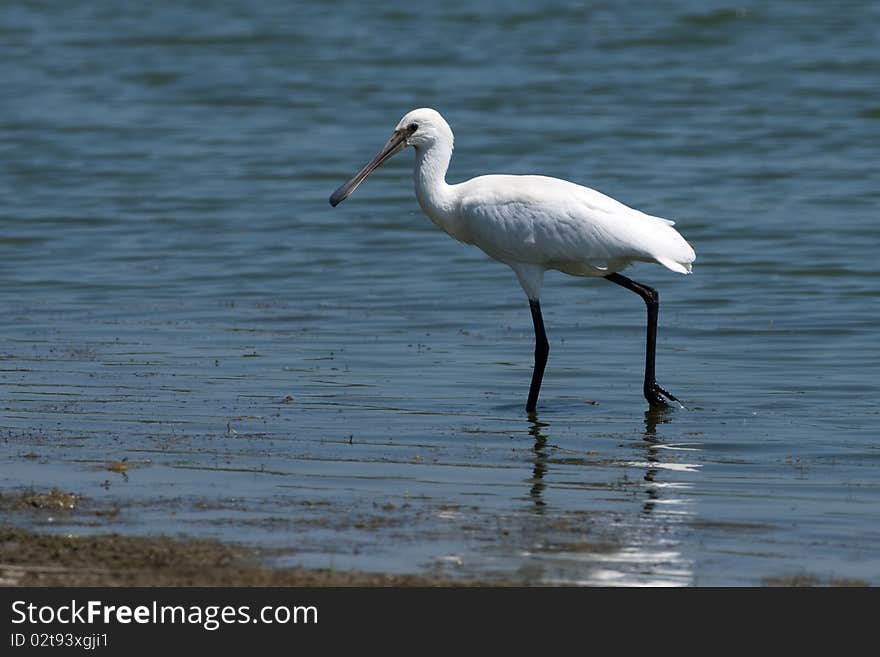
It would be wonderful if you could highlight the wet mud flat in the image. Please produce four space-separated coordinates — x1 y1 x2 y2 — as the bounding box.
0 510 869 588
0 524 465 587
1 475 870 588
0 467 630 587
0 487 603 587
1 491 475 586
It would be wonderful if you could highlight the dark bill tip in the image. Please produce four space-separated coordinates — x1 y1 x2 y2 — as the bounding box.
329 185 347 207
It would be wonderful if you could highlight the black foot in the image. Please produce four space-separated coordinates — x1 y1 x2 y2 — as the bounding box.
644 382 681 408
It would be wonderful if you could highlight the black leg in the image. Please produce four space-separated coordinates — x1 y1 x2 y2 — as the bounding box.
526 299 549 413
604 273 680 407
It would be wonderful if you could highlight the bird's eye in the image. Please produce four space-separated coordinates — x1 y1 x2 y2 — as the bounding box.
407 122 418 132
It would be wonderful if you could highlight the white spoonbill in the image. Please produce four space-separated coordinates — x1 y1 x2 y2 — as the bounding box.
330 108 695 412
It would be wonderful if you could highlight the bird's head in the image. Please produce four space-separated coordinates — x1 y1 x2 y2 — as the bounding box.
329 108 452 207
393 107 451 150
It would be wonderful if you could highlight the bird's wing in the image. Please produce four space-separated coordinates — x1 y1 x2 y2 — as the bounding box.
457 175 680 271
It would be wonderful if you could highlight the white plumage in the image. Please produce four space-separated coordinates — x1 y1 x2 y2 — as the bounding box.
330 108 695 412
451 174 694 297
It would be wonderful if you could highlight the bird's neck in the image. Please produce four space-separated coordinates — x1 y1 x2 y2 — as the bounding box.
413 139 455 225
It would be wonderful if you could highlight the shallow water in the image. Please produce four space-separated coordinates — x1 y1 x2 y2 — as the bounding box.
1 1 879 585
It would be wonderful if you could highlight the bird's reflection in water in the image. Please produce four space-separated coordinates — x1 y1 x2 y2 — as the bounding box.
641 406 674 515
527 412 549 511
516 407 693 585
525 406 682 515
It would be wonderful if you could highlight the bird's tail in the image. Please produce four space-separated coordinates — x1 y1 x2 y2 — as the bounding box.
652 225 696 274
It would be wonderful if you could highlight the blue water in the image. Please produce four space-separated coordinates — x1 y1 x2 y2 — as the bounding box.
1 1 878 585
